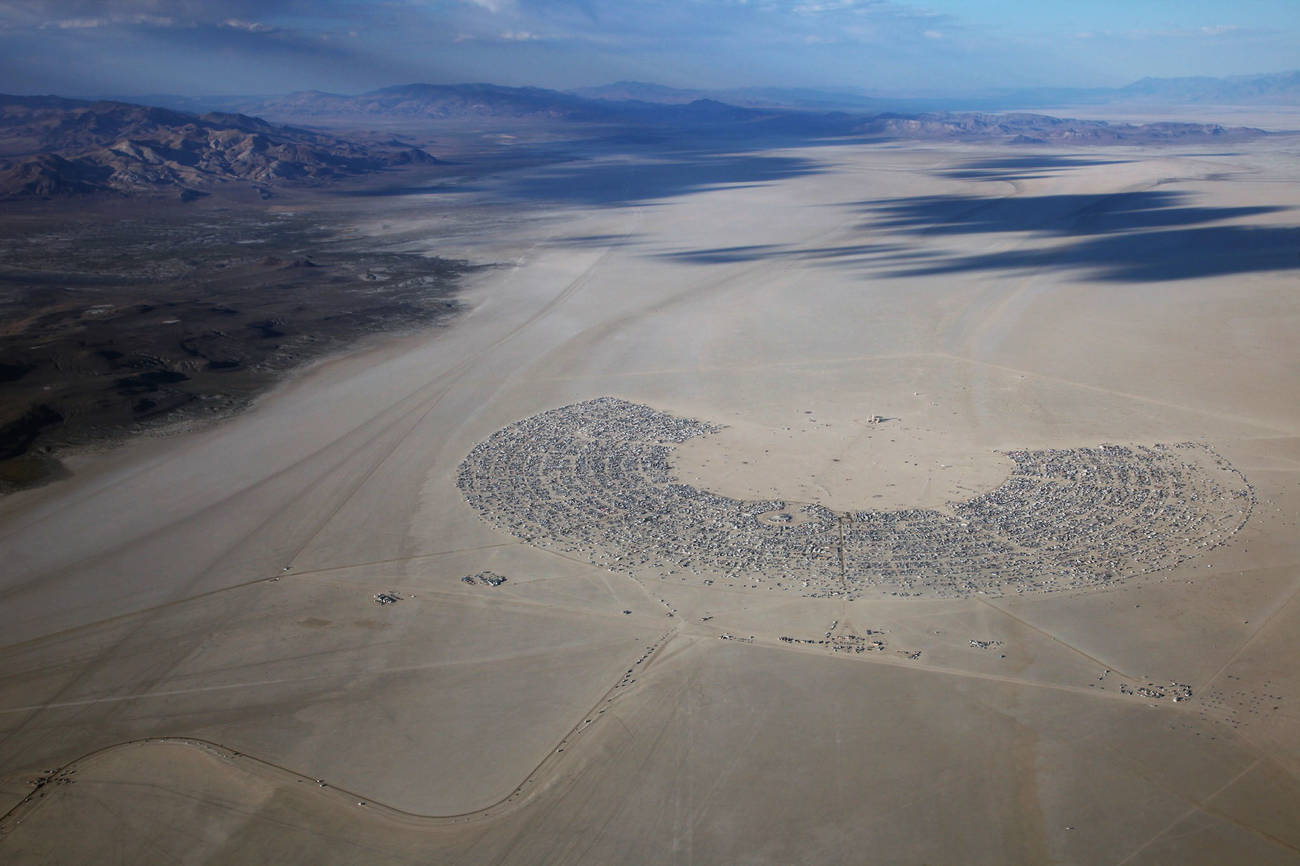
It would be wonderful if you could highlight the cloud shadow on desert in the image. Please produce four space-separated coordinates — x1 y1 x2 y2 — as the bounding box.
858 190 1286 236
493 150 828 207
657 242 899 265
336 144 831 207
936 154 1132 182
841 188 1299 281
654 188 1298 282
874 224 1300 282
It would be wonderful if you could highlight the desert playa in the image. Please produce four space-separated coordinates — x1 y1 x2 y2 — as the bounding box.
1 130 1298 864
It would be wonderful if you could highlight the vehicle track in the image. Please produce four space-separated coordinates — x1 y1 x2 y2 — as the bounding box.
0 627 681 832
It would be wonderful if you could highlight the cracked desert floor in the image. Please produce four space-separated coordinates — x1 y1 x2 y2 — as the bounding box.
2 135 1298 864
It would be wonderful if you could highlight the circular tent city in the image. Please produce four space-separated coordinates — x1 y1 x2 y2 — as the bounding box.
457 398 1253 598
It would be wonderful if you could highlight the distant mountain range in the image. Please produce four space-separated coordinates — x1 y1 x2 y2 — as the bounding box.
1114 70 1300 105
246 83 607 121
3 72 1280 200
144 82 1270 140
158 83 774 125
123 69 1300 131
853 113 1259 144
574 70 1300 110
202 84 1264 144
0 94 436 199
571 81 883 111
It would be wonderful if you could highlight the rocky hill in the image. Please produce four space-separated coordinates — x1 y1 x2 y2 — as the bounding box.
0 94 437 199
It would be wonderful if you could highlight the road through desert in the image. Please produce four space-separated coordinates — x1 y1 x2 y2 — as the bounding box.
1 137 1298 864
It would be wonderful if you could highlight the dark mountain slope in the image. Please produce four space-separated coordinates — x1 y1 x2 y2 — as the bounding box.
0 94 437 199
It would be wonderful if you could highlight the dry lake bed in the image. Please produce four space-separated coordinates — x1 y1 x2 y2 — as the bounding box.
1 129 1298 864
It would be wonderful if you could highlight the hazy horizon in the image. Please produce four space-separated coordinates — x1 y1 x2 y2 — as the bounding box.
1 1 1298 99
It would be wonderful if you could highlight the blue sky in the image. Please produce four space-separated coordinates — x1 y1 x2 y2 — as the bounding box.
0 0 1297 97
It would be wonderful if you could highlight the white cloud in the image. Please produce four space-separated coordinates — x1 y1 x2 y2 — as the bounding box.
46 12 174 29
54 17 105 28
221 18 272 32
793 0 872 14
499 29 539 40
1081 23 1255 41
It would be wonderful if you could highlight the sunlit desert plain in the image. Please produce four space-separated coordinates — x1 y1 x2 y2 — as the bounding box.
1 120 1298 864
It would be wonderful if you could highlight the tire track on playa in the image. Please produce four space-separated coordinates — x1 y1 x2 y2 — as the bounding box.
0 542 517 654
20 237 614 607
1114 758 1265 865
0 345 501 747
0 628 661 716
1195 571 1300 695
0 230 614 575
275 239 625 572
0 628 681 833
483 639 701 866
527 542 662 608
972 596 1139 681
3 223 641 756
0 216 596 543
1 623 1179 723
453 350 936 385
1112 755 1300 862
929 171 1295 436
3 233 609 601
933 351 1295 436
0 339 496 614
510 218 879 387
2 558 662 761
0 241 622 752
457 348 1293 436
711 635 1300 796
719 632 1151 705
5 620 1275 848
0 390 427 595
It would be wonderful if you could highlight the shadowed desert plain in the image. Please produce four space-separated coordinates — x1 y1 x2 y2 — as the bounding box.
1 124 1298 863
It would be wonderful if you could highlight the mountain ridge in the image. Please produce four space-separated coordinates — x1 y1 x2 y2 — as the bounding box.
218 84 1264 144
572 70 1300 110
0 82 1276 200
1117 70 1300 104
0 94 437 199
